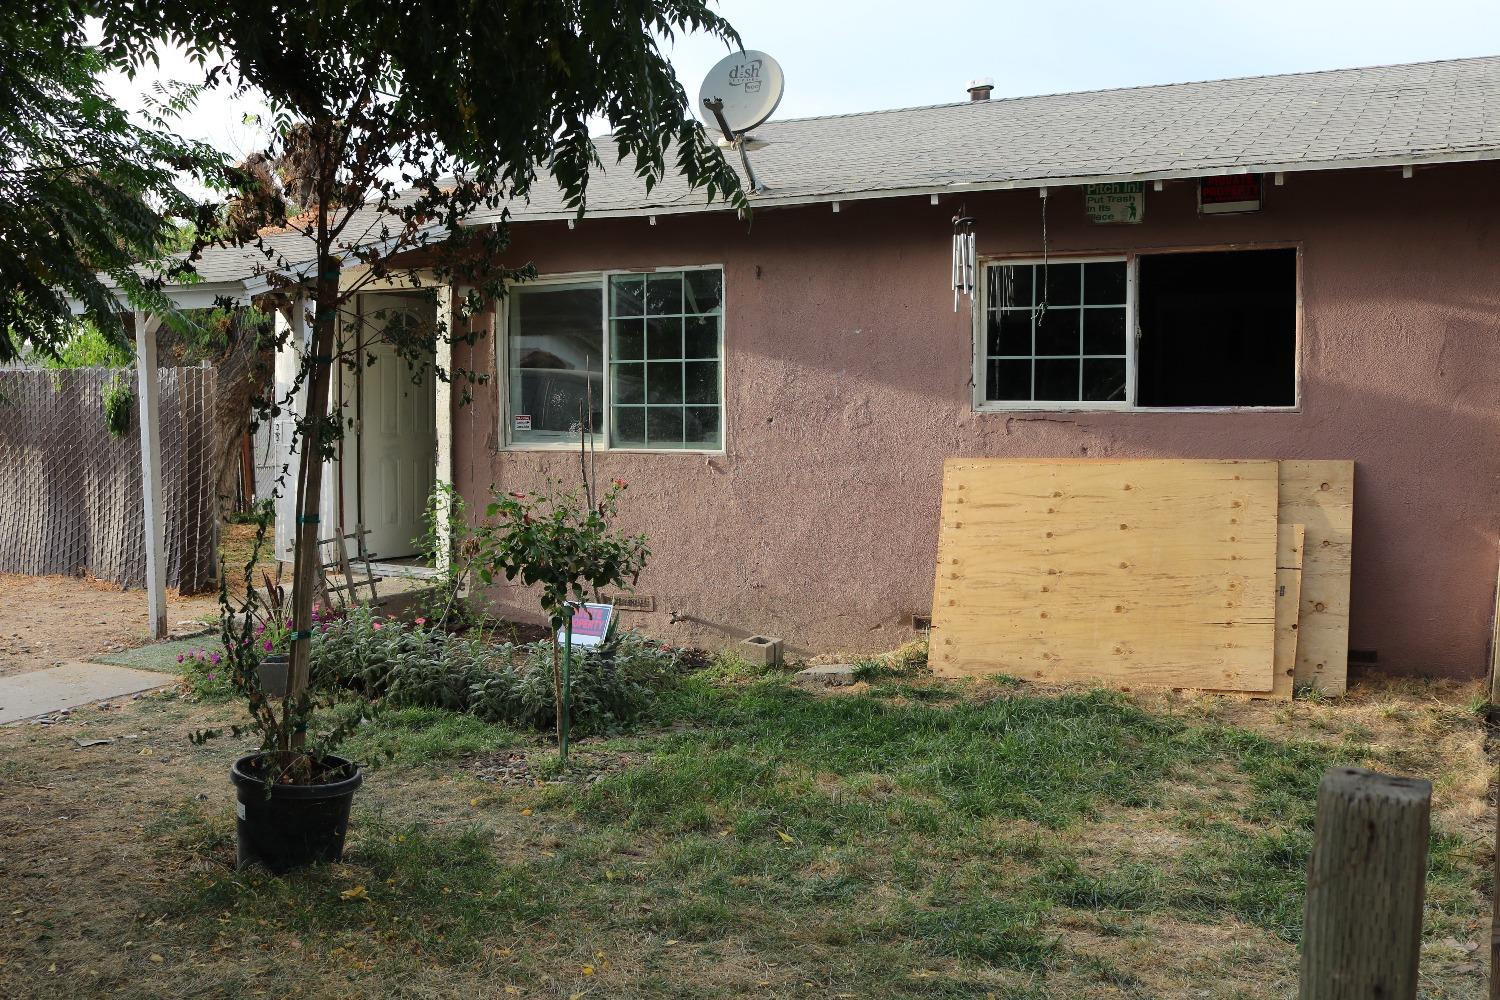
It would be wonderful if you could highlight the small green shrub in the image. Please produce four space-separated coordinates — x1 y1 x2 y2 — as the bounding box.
468 632 674 734
226 498 275 525
305 605 678 734
101 373 134 438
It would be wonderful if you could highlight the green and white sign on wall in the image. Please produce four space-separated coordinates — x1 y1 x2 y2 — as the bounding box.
1084 182 1145 224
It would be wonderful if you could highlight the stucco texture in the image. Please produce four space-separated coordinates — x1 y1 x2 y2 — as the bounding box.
449 161 1500 680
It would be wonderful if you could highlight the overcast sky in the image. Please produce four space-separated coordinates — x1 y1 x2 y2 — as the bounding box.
105 0 1500 162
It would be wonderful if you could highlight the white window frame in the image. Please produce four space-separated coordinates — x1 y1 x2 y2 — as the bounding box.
497 263 727 454
972 254 1135 412
972 247 1302 414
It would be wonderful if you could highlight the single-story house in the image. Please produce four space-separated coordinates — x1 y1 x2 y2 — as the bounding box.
134 55 1500 680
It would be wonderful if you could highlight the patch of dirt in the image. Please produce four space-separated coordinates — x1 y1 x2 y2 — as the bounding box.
466 747 640 787
1056 912 1297 998
1133 678 1495 840
0 574 219 677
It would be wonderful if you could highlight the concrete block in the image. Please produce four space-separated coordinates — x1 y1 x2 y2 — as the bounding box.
741 635 783 668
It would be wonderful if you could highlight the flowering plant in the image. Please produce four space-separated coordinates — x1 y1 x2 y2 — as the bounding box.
192 514 366 783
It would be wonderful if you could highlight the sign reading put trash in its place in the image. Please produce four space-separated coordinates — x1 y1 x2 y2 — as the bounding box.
1084 182 1145 224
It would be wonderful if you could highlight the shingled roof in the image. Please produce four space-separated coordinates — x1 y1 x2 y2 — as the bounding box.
474 53 1500 222
154 54 1500 293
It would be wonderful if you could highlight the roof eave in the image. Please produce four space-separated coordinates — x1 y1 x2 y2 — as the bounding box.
491 145 1500 224
67 274 274 315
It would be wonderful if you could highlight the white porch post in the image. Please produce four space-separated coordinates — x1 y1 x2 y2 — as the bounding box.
133 309 167 639
434 284 454 573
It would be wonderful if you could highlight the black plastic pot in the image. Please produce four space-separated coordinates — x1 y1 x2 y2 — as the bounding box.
230 754 363 873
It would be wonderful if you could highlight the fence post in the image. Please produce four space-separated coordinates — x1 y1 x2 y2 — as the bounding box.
133 311 167 639
1300 767 1431 1000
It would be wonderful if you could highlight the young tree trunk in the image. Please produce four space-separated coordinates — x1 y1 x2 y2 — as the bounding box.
283 270 339 753
550 634 563 747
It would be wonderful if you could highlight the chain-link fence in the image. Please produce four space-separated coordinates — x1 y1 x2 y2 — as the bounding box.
0 367 220 593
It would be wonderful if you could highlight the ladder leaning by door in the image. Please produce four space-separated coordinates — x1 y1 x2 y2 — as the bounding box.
318 527 381 608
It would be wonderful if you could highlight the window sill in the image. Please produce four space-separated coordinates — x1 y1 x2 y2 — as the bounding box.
498 443 727 456
973 403 1302 415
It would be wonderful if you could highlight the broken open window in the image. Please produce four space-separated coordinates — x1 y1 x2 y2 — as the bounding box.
1135 248 1297 408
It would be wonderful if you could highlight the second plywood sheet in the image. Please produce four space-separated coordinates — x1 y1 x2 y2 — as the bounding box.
1278 461 1354 695
931 459 1280 691
1271 523 1306 700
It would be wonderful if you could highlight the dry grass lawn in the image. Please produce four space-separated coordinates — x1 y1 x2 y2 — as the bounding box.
0 669 1493 999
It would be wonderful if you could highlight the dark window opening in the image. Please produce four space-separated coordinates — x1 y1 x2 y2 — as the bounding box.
1135 248 1297 407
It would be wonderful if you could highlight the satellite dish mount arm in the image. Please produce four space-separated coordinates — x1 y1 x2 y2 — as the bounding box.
703 97 765 195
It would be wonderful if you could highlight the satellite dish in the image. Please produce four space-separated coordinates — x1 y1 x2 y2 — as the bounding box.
698 50 785 137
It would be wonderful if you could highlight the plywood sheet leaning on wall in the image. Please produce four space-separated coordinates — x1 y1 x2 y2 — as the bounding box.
1278 461 1354 695
1200 521 1304 701
1270 524 1306 700
931 459 1280 691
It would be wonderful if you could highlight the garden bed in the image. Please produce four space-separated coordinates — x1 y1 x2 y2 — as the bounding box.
0 666 1493 998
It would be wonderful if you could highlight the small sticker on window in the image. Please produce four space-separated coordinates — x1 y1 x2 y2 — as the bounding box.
513 414 532 432
236 801 246 820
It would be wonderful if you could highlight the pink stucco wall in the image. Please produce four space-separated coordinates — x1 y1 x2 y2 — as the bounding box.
450 161 1500 680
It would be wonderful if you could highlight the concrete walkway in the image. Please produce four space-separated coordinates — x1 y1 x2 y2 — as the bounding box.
0 662 172 725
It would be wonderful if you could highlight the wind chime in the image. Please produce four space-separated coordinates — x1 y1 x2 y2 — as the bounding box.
951 206 976 312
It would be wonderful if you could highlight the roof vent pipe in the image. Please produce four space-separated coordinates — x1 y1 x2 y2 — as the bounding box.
967 77 994 102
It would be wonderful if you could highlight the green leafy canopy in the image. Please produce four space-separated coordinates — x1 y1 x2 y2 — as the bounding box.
0 8 225 361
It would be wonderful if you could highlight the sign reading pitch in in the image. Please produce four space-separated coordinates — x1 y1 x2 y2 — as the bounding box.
1084 182 1145 224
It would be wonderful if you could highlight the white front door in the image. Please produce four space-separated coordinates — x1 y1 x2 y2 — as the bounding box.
355 304 436 560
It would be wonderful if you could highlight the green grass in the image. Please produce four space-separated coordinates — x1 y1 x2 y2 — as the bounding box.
136 673 1489 996
155 807 551 966
339 706 521 767
92 636 222 673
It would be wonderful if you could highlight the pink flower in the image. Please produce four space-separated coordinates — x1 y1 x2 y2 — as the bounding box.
176 653 184 663
263 640 273 652
255 623 265 635
209 653 221 665
371 621 383 631
415 617 427 627
207 673 216 681
612 478 628 490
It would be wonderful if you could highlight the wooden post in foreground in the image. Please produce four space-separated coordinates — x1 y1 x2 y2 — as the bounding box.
1491 759 1500 1000
133 310 167 640
1300 767 1431 1000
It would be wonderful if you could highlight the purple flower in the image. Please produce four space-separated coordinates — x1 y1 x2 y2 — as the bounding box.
263 640 273 652
207 673 216 681
255 623 265 635
210 652 221 665
176 654 184 663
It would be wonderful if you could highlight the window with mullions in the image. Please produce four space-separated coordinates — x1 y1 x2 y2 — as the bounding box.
982 260 1128 404
608 269 722 449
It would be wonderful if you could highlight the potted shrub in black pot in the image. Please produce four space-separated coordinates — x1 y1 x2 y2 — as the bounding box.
195 566 370 873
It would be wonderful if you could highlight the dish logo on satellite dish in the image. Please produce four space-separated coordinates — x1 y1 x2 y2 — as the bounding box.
728 58 765 93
